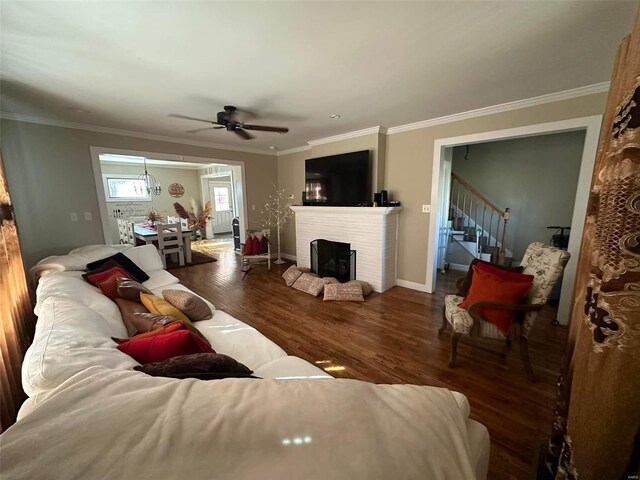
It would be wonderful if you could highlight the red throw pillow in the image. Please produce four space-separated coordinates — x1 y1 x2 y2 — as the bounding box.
85 266 132 286
459 266 532 335
242 236 254 255
475 262 534 284
251 236 260 255
117 329 214 363
96 274 130 301
112 321 186 344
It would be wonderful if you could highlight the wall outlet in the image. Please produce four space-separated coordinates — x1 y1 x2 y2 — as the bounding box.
70 212 78 222
84 212 93 221
251 204 256 211
422 204 431 213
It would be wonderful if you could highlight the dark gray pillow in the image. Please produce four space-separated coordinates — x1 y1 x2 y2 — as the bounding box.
134 353 253 379
86 253 149 283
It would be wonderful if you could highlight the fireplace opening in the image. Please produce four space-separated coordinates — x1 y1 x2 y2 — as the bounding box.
310 239 356 283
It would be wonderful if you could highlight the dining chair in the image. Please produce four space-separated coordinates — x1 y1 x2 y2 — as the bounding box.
156 223 185 268
116 219 130 245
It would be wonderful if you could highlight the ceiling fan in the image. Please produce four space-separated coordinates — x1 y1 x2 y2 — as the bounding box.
170 106 289 140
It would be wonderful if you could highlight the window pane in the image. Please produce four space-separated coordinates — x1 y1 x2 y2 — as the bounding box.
107 178 148 199
214 187 230 211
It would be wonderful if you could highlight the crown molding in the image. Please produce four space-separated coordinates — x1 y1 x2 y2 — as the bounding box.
307 126 383 146
1 82 609 156
276 145 312 156
0 111 277 156
385 82 610 135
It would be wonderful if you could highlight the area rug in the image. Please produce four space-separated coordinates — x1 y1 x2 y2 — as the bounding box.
166 251 217 269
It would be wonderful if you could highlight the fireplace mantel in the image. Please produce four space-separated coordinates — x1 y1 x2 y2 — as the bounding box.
290 206 402 292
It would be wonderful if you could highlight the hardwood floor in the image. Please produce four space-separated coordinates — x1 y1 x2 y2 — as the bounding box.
172 249 568 480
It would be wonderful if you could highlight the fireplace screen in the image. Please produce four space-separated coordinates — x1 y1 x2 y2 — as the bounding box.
310 239 356 283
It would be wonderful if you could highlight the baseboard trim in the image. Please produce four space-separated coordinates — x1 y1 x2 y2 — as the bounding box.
396 279 431 292
448 263 470 272
281 253 297 262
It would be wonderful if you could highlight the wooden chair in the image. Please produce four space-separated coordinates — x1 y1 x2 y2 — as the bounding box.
117 219 134 245
439 242 570 381
157 223 184 268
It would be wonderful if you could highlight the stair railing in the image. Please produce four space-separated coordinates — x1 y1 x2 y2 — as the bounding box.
449 173 510 262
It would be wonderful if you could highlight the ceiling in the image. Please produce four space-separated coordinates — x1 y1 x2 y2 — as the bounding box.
1 1 637 153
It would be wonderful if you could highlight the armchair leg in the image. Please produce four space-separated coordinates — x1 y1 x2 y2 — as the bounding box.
438 310 448 336
448 334 461 367
520 336 536 382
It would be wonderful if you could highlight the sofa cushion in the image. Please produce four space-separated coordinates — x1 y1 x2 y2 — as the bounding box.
282 265 303 287
134 353 252 379
162 289 213 322
323 283 365 302
141 269 180 290
22 297 136 397
253 356 333 380
140 293 189 323
86 252 149 283
193 310 287 370
117 329 214 364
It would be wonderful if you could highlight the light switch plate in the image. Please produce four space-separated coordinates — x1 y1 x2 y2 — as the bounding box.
422 204 431 213
84 212 93 221
70 212 78 222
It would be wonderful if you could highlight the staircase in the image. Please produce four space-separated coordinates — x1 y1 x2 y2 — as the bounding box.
444 173 511 268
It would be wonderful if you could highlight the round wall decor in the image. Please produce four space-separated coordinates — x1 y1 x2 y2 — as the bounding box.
168 183 185 198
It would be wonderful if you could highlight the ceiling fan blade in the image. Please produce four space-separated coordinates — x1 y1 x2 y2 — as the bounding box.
234 128 254 140
169 113 218 124
185 126 224 133
242 124 289 133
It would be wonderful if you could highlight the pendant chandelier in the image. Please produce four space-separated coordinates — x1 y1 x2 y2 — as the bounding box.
136 158 161 196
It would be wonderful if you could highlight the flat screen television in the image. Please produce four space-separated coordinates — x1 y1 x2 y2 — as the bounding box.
303 150 371 206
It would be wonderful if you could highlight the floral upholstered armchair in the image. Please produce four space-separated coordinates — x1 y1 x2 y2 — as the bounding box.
439 242 570 381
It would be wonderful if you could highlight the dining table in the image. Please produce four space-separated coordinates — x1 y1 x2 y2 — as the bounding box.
133 224 193 263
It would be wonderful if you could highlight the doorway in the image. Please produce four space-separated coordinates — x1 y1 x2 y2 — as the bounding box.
427 115 602 325
208 177 234 234
90 147 249 254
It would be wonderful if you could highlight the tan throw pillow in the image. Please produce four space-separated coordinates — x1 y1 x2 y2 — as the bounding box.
114 298 150 336
162 289 213 322
346 280 373 296
124 312 177 335
116 277 152 301
282 265 303 287
323 283 365 302
292 273 334 296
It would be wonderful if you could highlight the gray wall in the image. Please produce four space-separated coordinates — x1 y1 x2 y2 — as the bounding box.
0 120 277 268
452 130 585 260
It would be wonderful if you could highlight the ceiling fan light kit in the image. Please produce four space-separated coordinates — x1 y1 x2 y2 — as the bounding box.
170 105 289 140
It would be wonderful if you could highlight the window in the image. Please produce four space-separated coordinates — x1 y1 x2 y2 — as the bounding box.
213 187 230 211
102 175 150 202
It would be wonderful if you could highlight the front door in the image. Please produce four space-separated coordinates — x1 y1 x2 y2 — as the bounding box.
209 181 233 234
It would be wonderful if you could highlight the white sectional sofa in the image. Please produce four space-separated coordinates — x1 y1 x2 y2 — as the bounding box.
4 245 490 480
